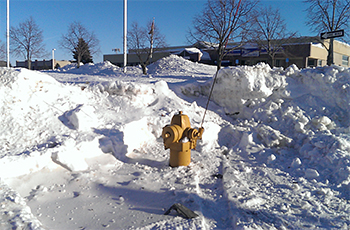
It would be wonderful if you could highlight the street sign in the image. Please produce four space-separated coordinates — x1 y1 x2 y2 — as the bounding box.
320 30 344 39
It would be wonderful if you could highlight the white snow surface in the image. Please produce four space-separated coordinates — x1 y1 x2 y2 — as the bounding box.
0 56 349 229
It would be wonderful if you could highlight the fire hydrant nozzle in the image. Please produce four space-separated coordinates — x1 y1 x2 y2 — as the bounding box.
162 111 204 167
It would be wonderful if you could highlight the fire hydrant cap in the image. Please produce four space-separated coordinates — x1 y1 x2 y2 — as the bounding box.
162 124 183 147
171 111 191 130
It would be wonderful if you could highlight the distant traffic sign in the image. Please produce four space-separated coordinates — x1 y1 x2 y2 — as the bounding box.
320 30 344 39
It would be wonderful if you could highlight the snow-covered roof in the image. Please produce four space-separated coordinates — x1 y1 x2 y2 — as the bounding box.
173 47 202 55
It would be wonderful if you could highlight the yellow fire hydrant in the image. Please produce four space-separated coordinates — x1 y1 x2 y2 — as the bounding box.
162 111 204 167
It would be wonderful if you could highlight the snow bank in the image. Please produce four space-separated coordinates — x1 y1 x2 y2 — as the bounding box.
210 63 286 115
184 63 350 188
0 68 104 159
0 67 171 174
148 54 216 76
55 61 143 76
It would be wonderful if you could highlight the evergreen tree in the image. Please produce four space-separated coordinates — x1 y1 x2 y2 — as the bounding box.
73 38 93 65
60 21 99 68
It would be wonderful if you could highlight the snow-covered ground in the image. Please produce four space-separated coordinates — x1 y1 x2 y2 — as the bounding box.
0 55 349 229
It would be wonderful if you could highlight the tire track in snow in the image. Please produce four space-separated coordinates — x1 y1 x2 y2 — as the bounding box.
184 149 236 229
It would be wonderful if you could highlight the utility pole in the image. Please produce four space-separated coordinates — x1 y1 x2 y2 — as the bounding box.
6 0 10 68
149 18 155 60
52 49 56 70
327 38 334 66
123 0 127 73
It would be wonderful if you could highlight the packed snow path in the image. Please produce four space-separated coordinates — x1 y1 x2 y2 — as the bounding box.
0 56 349 229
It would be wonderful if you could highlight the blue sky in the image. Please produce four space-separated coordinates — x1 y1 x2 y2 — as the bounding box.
0 0 313 65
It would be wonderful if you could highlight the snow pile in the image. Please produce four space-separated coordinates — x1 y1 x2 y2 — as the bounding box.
0 68 85 157
210 63 286 115
55 62 82 71
207 63 350 125
0 68 114 177
0 68 156 174
184 63 350 189
55 61 143 76
291 65 350 118
148 54 216 76
0 180 43 230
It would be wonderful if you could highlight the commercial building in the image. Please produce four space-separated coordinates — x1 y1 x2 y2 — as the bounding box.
16 59 72 70
103 45 192 67
104 36 350 68
215 37 350 68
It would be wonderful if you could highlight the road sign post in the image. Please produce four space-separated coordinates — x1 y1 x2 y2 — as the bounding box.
320 30 345 65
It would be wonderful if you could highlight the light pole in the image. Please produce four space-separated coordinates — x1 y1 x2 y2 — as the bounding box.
52 49 56 70
6 0 10 68
123 0 127 73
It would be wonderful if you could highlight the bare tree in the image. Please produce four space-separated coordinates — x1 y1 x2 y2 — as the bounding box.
10 16 47 70
128 20 167 75
60 21 100 68
304 0 350 65
189 0 257 70
249 6 297 67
